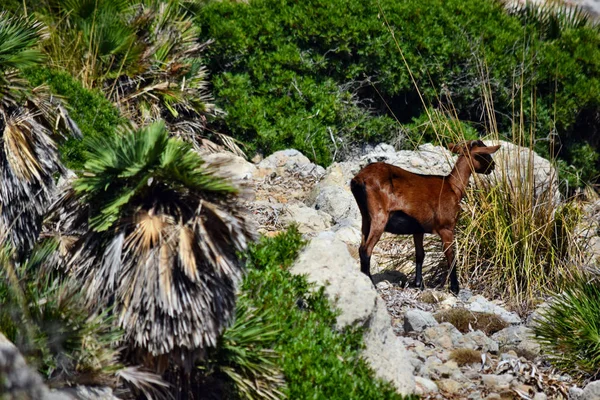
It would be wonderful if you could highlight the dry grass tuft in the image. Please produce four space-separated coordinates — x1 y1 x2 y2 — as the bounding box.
434 307 508 335
419 290 446 304
449 348 482 366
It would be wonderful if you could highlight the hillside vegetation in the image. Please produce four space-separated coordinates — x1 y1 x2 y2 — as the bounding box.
1 0 600 398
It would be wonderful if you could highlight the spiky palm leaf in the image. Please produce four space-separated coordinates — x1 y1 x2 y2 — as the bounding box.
52 121 253 363
505 0 595 39
0 13 79 252
109 0 244 155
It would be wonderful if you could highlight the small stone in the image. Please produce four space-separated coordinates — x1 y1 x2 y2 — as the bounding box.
458 288 473 302
437 379 462 394
404 309 439 333
500 351 518 361
485 394 501 400
464 330 499 353
415 376 438 394
481 374 514 391
533 393 548 400
423 322 464 349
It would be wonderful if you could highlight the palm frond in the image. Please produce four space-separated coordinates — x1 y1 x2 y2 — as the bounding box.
214 302 287 400
0 12 46 72
52 121 254 362
505 0 596 39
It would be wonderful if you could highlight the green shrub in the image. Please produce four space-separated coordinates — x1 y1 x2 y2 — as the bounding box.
198 0 600 182
22 67 123 169
234 227 416 399
532 276 600 377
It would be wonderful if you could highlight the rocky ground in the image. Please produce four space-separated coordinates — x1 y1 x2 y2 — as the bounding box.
211 142 600 400
5 142 600 399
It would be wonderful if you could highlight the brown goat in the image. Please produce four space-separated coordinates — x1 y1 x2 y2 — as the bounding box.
350 140 501 294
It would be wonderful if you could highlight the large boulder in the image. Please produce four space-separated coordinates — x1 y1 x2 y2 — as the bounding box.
256 149 325 178
481 140 559 204
291 232 415 395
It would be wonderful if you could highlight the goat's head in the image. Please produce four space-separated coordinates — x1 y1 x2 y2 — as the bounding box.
448 140 501 175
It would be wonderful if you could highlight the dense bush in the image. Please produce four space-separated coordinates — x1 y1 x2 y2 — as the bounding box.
227 227 416 399
533 276 600 378
198 0 600 183
23 67 123 169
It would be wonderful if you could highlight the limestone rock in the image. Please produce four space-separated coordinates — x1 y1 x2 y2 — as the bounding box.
423 322 465 349
202 151 257 181
257 149 324 177
279 203 333 235
491 325 540 359
403 309 439 333
580 380 600 400
290 233 415 394
467 295 521 324
415 376 438 395
480 374 514 391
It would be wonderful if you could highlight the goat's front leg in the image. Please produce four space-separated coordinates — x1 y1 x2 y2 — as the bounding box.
413 233 425 289
438 228 459 295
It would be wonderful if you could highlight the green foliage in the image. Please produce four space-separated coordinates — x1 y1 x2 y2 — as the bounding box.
0 11 44 71
235 227 416 399
532 275 600 377
22 66 123 169
211 302 286 400
403 108 480 146
73 120 235 232
0 242 122 383
198 0 600 182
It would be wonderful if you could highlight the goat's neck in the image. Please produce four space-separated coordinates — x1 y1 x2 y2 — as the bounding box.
447 156 473 198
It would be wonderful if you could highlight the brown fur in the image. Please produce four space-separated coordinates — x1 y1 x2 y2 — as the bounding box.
350 140 500 294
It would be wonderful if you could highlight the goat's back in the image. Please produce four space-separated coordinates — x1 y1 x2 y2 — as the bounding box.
351 162 456 226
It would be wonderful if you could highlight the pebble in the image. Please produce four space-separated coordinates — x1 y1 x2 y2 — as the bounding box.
437 378 463 394
415 376 439 394
481 374 514 391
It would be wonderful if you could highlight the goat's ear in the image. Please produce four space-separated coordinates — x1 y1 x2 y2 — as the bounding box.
472 144 501 155
448 143 463 154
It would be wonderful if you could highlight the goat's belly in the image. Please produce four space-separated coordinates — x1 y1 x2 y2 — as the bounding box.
385 211 429 234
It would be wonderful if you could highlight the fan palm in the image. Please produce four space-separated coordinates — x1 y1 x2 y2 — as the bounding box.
52 120 253 366
41 0 244 155
0 12 79 252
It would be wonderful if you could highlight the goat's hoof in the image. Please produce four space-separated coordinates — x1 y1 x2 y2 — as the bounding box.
450 285 460 295
413 280 424 290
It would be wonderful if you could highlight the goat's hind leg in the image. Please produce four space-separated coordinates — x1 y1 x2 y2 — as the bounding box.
413 233 425 289
358 218 385 282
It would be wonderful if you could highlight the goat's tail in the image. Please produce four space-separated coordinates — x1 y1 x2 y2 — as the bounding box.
350 177 369 220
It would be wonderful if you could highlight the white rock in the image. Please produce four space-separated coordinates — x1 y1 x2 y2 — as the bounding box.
202 151 257 181
423 323 465 349
480 374 514 391
404 309 439 333
311 185 360 225
279 203 333 235
290 233 415 395
257 149 324 177
415 376 439 394
467 295 521 324
580 380 600 400
491 326 540 359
